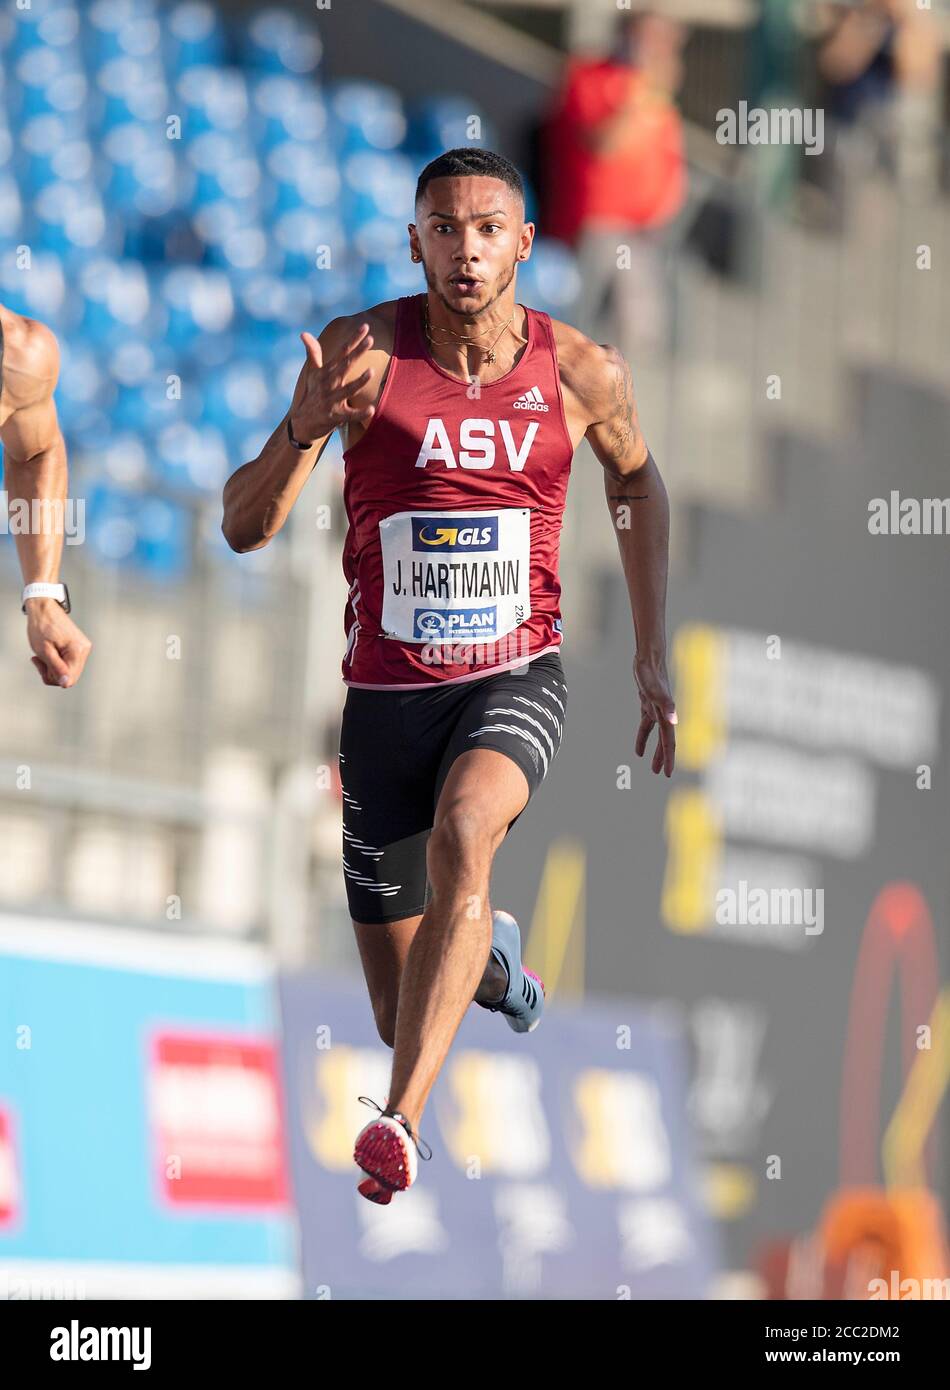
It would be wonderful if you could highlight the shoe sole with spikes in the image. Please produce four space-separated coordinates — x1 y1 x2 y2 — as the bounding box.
354 1114 418 1201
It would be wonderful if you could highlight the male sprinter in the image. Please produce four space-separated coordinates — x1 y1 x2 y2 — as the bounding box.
222 148 676 1202
0 305 91 687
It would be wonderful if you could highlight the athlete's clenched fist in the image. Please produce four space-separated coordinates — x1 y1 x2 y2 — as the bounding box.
26 602 92 688
289 322 376 446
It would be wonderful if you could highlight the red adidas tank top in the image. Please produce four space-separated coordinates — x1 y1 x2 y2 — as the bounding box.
340 292 574 688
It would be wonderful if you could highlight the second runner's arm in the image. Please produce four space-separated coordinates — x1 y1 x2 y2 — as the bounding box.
2 319 93 687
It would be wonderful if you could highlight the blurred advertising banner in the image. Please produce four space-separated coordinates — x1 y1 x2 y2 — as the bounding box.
500 385 950 1281
0 917 299 1299
278 970 719 1299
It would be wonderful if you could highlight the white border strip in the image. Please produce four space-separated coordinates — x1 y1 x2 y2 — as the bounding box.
0 915 273 982
0 1260 299 1301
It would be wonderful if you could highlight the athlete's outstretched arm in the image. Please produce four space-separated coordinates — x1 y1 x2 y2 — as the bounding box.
584 345 676 776
1 318 92 688
222 317 375 553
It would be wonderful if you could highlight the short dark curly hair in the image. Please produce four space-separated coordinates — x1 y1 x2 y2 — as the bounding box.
414 147 525 214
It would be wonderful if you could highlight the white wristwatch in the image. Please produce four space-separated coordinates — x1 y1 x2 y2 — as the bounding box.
22 582 71 614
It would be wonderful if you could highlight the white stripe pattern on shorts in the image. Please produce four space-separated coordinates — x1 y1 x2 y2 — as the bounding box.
465 721 549 775
478 704 556 761
511 693 562 742
342 855 402 896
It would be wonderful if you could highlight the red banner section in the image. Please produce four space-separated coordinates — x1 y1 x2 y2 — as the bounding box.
148 1030 291 1209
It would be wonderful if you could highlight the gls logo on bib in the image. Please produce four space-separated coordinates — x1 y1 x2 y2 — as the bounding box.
414 417 539 471
413 517 497 550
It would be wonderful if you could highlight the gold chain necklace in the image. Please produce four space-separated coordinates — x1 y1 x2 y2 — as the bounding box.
424 302 515 367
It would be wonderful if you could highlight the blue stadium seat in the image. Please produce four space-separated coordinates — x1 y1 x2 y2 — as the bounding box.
15 114 93 197
84 478 190 578
250 73 329 153
355 216 422 301
340 149 415 231
174 65 250 141
406 95 497 161
233 271 315 339
362 257 424 306
163 1 228 76
352 216 408 265
5 2 82 62
270 206 346 281
241 7 322 77
105 337 195 438
266 330 309 398
0 250 68 325
263 141 339 218
83 0 161 70
88 54 169 131
154 264 236 351
99 123 178 220
8 35 87 124
55 340 111 440
95 431 151 491
231 420 273 471
197 355 273 441
328 81 407 156
33 180 115 260
0 169 25 240
307 262 363 315
194 204 269 273
183 129 259 207
153 420 230 495
72 257 152 347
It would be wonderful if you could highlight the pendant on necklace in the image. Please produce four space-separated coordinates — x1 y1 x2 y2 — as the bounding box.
485 350 495 364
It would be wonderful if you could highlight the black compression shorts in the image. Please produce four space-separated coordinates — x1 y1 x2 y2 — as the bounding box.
338 649 567 924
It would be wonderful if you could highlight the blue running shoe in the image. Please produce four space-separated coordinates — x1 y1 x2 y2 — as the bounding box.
477 910 545 1034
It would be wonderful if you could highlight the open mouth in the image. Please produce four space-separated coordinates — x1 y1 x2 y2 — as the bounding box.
450 277 482 294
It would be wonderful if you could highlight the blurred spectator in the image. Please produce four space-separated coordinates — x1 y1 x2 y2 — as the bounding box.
816 0 940 197
542 10 688 358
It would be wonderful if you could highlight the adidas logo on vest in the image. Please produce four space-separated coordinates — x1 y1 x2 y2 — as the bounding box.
513 386 549 412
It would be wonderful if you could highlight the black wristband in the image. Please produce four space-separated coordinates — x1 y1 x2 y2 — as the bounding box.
287 416 314 451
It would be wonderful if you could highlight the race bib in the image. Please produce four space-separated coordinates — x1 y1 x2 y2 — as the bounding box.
379 508 532 644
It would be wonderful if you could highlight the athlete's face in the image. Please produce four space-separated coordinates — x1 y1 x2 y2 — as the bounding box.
409 176 534 318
